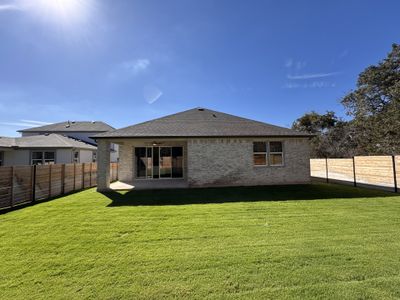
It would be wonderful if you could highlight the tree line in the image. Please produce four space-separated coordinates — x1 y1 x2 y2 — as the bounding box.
292 44 400 158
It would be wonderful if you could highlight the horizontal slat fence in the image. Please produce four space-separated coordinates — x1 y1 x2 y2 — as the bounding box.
0 162 118 210
311 155 399 192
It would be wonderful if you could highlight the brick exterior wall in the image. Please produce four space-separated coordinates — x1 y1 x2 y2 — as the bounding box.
97 139 110 191
187 138 311 187
98 137 310 190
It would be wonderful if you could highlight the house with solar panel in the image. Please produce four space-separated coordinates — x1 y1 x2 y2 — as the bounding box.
0 121 117 166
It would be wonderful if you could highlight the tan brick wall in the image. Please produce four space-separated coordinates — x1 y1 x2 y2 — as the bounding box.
99 137 311 189
187 138 311 187
97 139 110 191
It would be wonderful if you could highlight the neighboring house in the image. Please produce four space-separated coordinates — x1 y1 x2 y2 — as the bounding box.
18 121 119 162
0 134 97 166
93 108 312 191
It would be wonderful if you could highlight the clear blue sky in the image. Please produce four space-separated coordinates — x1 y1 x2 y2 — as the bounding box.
0 0 399 136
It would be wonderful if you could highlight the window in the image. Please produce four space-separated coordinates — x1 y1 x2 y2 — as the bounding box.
253 142 267 166
31 151 55 165
73 151 79 163
31 151 43 165
0 151 3 166
44 151 55 164
269 141 284 166
253 141 284 166
135 146 184 179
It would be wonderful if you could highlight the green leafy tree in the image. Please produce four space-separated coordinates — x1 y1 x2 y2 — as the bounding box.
341 43 400 155
294 44 400 158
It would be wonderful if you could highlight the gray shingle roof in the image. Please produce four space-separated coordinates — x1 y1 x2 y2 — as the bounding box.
94 108 311 138
18 121 114 133
0 134 96 150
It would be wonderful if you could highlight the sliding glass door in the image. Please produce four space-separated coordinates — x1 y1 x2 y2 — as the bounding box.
135 146 183 179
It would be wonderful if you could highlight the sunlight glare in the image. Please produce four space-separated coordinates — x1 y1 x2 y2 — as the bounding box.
31 0 93 26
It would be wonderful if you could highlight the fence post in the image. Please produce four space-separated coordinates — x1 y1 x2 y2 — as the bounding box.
89 163 92 187
32 165 36 203
392 155 398 193
73 163 76 191
325 158 329 183
10 166 14 208
352 157 357 187
48 164 52 198
82 163 85 189
61 164 65 194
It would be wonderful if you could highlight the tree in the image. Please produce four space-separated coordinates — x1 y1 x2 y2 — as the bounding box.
341 43 400 155
293 44 400 158
292 111 353 158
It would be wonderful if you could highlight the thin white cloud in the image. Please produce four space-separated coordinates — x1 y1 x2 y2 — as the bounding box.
285 59 306 70
0 122 37 127
283 81 336 89
20 119 52 125
287 72 340 80
0 4 22 11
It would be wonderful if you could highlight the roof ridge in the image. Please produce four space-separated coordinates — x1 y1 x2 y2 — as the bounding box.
107 107 199 133
93 107 311 138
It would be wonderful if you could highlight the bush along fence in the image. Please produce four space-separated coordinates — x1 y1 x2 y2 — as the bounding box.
310 156 399 192
0 162 118 210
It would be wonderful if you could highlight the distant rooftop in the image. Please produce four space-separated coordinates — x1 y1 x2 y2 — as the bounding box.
94 107 311 139
18 121 114 133
0 134 96 150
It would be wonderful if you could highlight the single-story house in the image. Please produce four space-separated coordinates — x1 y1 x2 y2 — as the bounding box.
18 121 119 162
0 134 97 166
93 108 312 191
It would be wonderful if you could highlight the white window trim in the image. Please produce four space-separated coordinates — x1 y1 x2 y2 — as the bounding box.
253 141 285 167
253 142 268 166
31 150 56 165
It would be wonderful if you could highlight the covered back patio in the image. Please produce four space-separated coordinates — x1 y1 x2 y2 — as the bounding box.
96 139 188 191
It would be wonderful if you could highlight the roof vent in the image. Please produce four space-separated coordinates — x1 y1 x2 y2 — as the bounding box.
197 108 204 111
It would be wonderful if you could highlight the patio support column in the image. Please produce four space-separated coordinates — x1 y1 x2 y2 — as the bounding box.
97 139 111 192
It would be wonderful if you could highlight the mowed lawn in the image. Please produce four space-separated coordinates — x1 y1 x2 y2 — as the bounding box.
1 184 400 299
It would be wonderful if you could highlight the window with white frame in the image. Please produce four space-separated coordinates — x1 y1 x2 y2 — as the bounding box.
253 141 284 166
0 151 3 166
253 142 267 166
269 141 284 166
31 151 55 165
73 151 79 163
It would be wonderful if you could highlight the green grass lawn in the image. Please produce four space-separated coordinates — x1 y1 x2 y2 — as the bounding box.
1 184 400 299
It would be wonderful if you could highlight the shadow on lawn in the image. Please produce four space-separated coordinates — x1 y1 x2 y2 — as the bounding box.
102 183 398 207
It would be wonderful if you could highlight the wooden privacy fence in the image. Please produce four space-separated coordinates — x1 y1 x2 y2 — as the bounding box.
310 156 399 192
0 162 119 210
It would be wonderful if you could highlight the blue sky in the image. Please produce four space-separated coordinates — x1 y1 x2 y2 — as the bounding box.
0 0 399 136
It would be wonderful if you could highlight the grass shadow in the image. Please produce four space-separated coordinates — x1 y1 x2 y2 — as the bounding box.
102 183 398 207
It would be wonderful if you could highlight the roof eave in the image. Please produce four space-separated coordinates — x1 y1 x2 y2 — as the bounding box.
92 134 313 139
